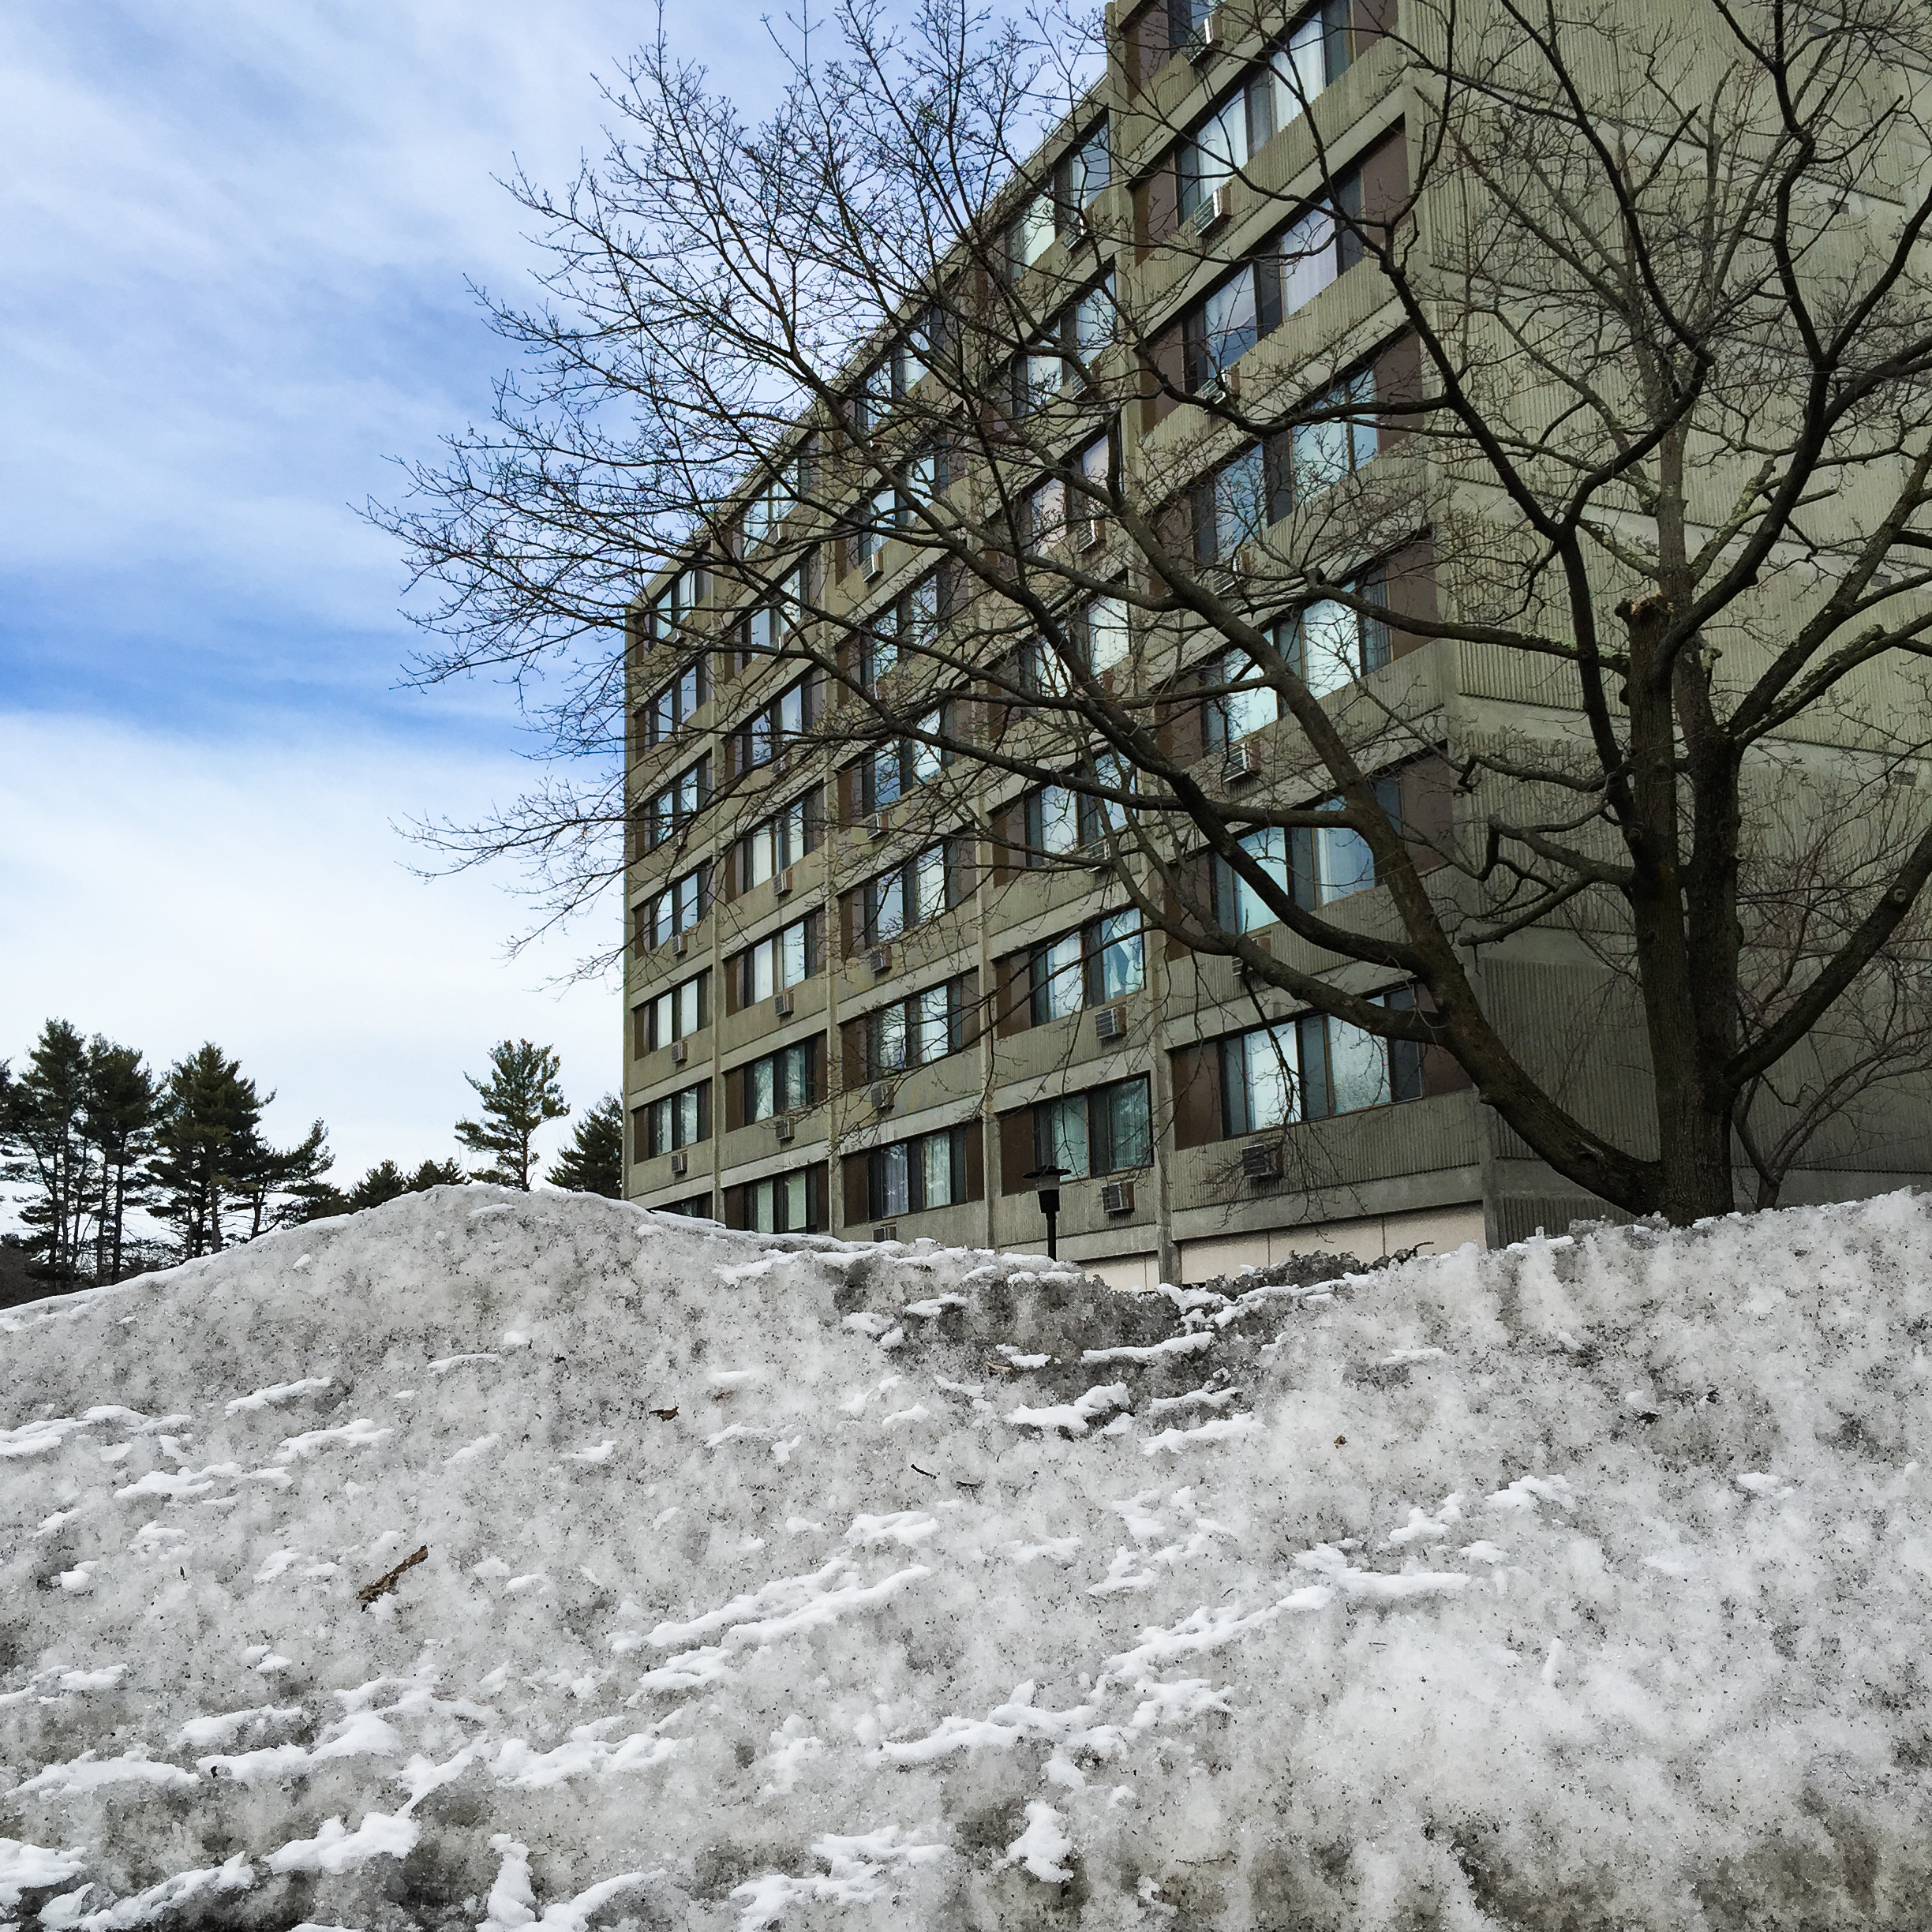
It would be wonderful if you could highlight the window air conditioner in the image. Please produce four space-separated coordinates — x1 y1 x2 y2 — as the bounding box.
869 1080 897 1112
866 812 888 841
1186 9 1223 61
863 550 886 582
866 945 893 976
774 867 794 897
1077 516 1106 553
672 931 689 956
671 1039 688 1065
1099 1178 1135 1216
874 1222 899 1243
1224 739 1264 784
773 989 793 1018
774 1115 796 1143
1196 185 1230 235
670 1151 688 1177
1093 1002 1127 1043
1241 1141 1282 1181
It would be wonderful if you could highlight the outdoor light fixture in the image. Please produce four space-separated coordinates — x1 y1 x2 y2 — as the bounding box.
1023 1165 1069 1260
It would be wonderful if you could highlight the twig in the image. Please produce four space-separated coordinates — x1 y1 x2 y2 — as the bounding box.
358 1544 428 1609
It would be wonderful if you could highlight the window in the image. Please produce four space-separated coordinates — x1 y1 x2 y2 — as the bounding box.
645 1080 710 1155
645 755 712 849
661 1192 714 1219
1202 649 1282 751
1060 121 1110 216
641 863 711 949
1033 1076 1151 1180
730 1166 822 1234
743 565 807 660
862 841 960 943
1279 365 1379 511
1022 764 1127 862
1220 988 1423 1133
646 567 704 644
862 574 942 690
1281 572 1391 698
738 792 822 891
741 455 803 549
864 976 968 1076
1193 444 1269 563
859 706 954 812
869 1125 972 1220
1210 779 1398 928
736 676 818 770
742 1038 820 1122
644 971 710 1051
852 485 897 571
1082 593 1130 674
1026 912 1144 1025
1009 189 1058 274
900 443 950 523
645 662 708 746
735 912 821 1004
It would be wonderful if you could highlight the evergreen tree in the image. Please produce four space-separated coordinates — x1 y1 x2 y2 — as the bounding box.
0 1020 101 1286
235 1118 331 1240
455 1040 569 1189
549 1095 623 1198
350 1159 411 1210
151 1044 261 1256
80 1039 159 1286
408 1158 469 1191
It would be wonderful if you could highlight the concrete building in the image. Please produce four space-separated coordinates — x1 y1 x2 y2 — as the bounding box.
619 0 1932 1279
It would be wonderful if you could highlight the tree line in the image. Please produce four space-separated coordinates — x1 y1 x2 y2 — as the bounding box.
0 1024 623 1295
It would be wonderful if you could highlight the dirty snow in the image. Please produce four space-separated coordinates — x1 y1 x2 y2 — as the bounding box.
0 1185 1928 1927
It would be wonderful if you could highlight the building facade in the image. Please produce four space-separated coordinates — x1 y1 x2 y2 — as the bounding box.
619 0 1932 1280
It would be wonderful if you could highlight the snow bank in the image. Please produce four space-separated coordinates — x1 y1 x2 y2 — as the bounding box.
1 1185 1928 1929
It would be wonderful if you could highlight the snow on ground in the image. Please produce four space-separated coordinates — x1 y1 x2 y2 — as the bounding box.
0 1185 1928 1930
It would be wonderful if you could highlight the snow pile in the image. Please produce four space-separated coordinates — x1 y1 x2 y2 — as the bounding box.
2 1185 1929 1930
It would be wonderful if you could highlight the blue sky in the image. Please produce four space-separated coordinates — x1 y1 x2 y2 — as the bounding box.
0 2 779 1189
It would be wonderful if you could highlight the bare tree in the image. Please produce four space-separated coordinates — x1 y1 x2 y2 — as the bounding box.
377 0 1932 1226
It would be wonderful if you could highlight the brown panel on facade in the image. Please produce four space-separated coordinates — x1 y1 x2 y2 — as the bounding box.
1136 157 1181 259
1122 0 1169 89
1354 0 1397 46
842 1153 870 1226
1158 668 1208 767
1373 332 1424 450
964 1122 986 1202
723 951 745 1016
839 889 861 958
1170 1041 1225 1149
989 800 1024 885
631 1005 650 1062
724 1066 745 1133
1164 849 1213 958
1356 125 1411 241
998 1107 1035 1193
628 1106 649 1160
994 953 1032 1037
1142 316 1185 429
957 967 983 1046
840 1016 867 1088
837 762 862 822
1400 756 1456 873
1424 1045 1474 1098
1383 533 1438 657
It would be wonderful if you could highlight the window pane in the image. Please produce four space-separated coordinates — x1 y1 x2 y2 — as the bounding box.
1292 407 1354 504
871 748 904 809
912 713 944 784
1202 269 1260 377
1272 14 1326 126
1328 1019 1391 1113
749 1059 775 1121
1181 92 1249 214
1297 601 1360 698
914 844 948 922
1039 1098 1090 1179
677 1088 699 1146
1103 1078 1151 1172
1243 1023 1300 1129
1214 446 1268 557
1222 650 1280 740
784 1170 809 1231
1045 933 1084 1018
871 874 905 942
875 1003 908 1073
1086 596 1129 673
751 941 776 1002
1282 204 1338 314
1234 826 1290 931
920 1132 954 1210
882 1144 910 1217
1096 913 1144 999
747 822 776 887
1074 279 1116 358
914 987 949 1062
1012 193 1056 270
1316 822 1376 904
781 919 807 988
1039 788 1080 854
751 1178 776 1234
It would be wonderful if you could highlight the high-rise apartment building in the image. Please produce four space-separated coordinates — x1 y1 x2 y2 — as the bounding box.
618 0 1932 1281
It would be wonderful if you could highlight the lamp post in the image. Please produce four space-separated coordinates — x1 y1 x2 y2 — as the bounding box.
1022 1165 1069 1261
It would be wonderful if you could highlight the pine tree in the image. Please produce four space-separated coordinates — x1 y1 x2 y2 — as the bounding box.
0 1020 101 1286
549 1095 623 1198
408 1158 469 1191
80 1039 159 1286
349 1159 411 1210
455 1040 570 1189
151 1044 261 1256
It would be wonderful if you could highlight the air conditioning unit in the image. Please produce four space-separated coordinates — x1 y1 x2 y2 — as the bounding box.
869 1080 897 1112
866 812 888 841
1224 739 1264 784
670 1151 688 1178
866 945 893 976
1195 185 1230 235
1093 1002 1127 1043
873 1222 899 1243
1077 515 1106 553
1099 1179 1135 1216
774 1116 796 1143
774 867 794 897
1241 1141 1282 1181
773 989 794 1018
863 550 886 582
1186 9 1224 61
671 1039 688 1065
1209 364 1241 402
672 931 689 957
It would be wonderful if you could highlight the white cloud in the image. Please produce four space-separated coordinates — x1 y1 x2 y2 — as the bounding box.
0 711 617 1189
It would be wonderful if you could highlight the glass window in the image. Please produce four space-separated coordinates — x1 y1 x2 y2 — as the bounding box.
874 1002 909 1073
650 972 710 1048
1061 122 1110 213
912 983 956 1063
1208 648 1282 747
1009 190 1057 272
646 1081 710 1154
1029 786 1082 857
646 865 710 947
867 871 906 942
743 1168 816 1234
914 844 949 922
1217 827 1291 932
1327 1017 1391 1113
920 1130 957 1208
1032 932 1086 1024
1179 88 1251 219
1084 595 1129 674
1092 912 1144 1001
1223 1022 1301 1135
744 1040 817 1122
878 1142 911 1216
1073 278 1117 358
1035 1095 1091 1180
1097 1076 1152 1173
1271 11 1330 125
1198 445 1269 563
